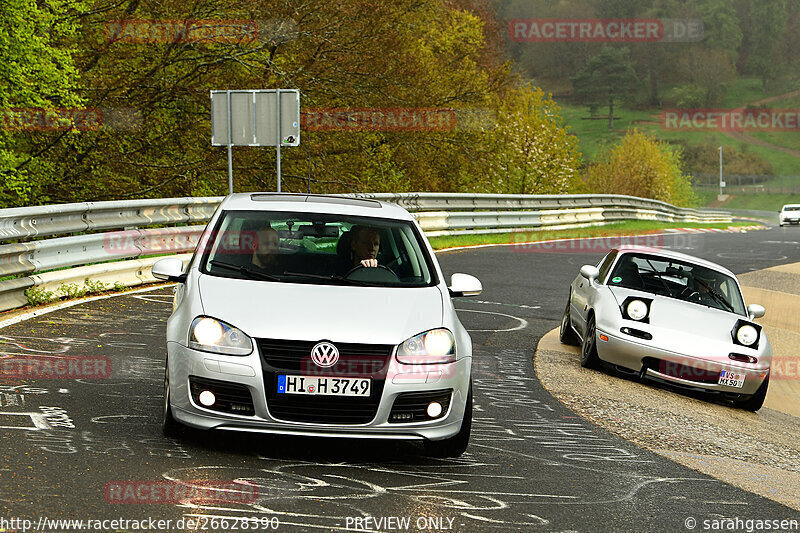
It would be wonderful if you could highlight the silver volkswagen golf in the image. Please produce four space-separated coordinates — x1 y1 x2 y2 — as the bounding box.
152 193 482 456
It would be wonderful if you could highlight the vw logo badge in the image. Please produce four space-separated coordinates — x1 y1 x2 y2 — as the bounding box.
310 341 339 368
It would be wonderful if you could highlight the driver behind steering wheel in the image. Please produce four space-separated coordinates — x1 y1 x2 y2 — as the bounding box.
349 225 381 268
685 271 719 307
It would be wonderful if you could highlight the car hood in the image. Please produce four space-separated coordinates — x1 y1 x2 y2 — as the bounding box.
197 274 444 345
607 286 752 350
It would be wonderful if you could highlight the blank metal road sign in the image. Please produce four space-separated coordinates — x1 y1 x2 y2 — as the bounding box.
211 89 300 147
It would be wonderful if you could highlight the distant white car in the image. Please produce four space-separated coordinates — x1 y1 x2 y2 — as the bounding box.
560 246 771 411
152 193 482 457
779 204 800 226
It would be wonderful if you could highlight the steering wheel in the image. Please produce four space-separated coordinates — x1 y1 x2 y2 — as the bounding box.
679 286 700 301
344 264 400 282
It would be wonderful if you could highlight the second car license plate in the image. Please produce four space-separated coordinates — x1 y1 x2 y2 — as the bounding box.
276 375 371 396
718 370 745 388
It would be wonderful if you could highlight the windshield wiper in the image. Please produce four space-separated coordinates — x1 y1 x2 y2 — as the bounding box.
694 278 735 313
644 259 674 297
280 271 371 286
209 260 280 281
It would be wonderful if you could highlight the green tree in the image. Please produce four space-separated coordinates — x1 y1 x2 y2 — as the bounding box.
8 0 512 204
676 47 736 106
485 86 581 195
589 0 651 17
746 0 788 89
586 129 697 207
696 0 743 60
571 46 640 131
0 0 85 207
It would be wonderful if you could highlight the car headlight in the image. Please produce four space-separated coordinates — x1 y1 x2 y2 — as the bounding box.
736 324 758 346
396 329 455 364
627 299 649 321
189 317 253 356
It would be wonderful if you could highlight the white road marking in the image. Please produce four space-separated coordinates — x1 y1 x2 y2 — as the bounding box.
456 309 529 332
470 300 541 310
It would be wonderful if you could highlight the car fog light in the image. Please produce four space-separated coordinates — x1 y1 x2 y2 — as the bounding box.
198 390 216 407
427 402 443 418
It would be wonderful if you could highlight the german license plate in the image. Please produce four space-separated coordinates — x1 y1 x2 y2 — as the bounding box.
276 375 371 396
718 369 745 388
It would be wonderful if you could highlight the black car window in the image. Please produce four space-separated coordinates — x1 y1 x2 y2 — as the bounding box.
596 250 618 284
608 253 746 315
199 210 436 287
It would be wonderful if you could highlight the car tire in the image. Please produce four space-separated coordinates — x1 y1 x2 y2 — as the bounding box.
162 359 185 438
580 315 601 370
424 380 472 458
737 376 769 412
559 300 580 346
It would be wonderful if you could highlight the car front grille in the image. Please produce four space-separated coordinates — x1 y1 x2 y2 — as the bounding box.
257 338 394 376
646 358 720 384
258 338 394 424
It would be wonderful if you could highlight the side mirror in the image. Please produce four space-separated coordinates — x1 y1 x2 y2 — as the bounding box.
580 265 600 282
747 303 765 319
152 257 186 283
448 273 482 298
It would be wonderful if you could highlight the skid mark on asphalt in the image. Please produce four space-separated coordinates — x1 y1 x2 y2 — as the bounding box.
154 348 754 530
455 309 528 332
0 287 782 531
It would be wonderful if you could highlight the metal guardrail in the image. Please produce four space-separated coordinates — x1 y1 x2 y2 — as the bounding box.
0 193 732 313
0 197 222 241
351 193 731 236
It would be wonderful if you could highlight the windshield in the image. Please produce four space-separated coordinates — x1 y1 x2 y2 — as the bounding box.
782 206 800 211
199 210 435 287
608 253 746 316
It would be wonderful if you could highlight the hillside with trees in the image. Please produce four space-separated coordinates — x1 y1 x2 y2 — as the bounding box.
0 0 797 208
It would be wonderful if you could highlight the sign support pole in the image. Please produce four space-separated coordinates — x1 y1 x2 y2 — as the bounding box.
276 89 282 192
211 89 299 195
226 90 234 195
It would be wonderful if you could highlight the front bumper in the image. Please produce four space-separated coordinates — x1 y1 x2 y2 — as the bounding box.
166 342 471 441
596 331 768 395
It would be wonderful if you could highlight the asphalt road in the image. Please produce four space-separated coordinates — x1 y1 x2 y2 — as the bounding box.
1 227 799 532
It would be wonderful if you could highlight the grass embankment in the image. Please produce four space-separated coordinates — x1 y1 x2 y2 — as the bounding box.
559 77 800 177
429 220 754 250
716 194 800 212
